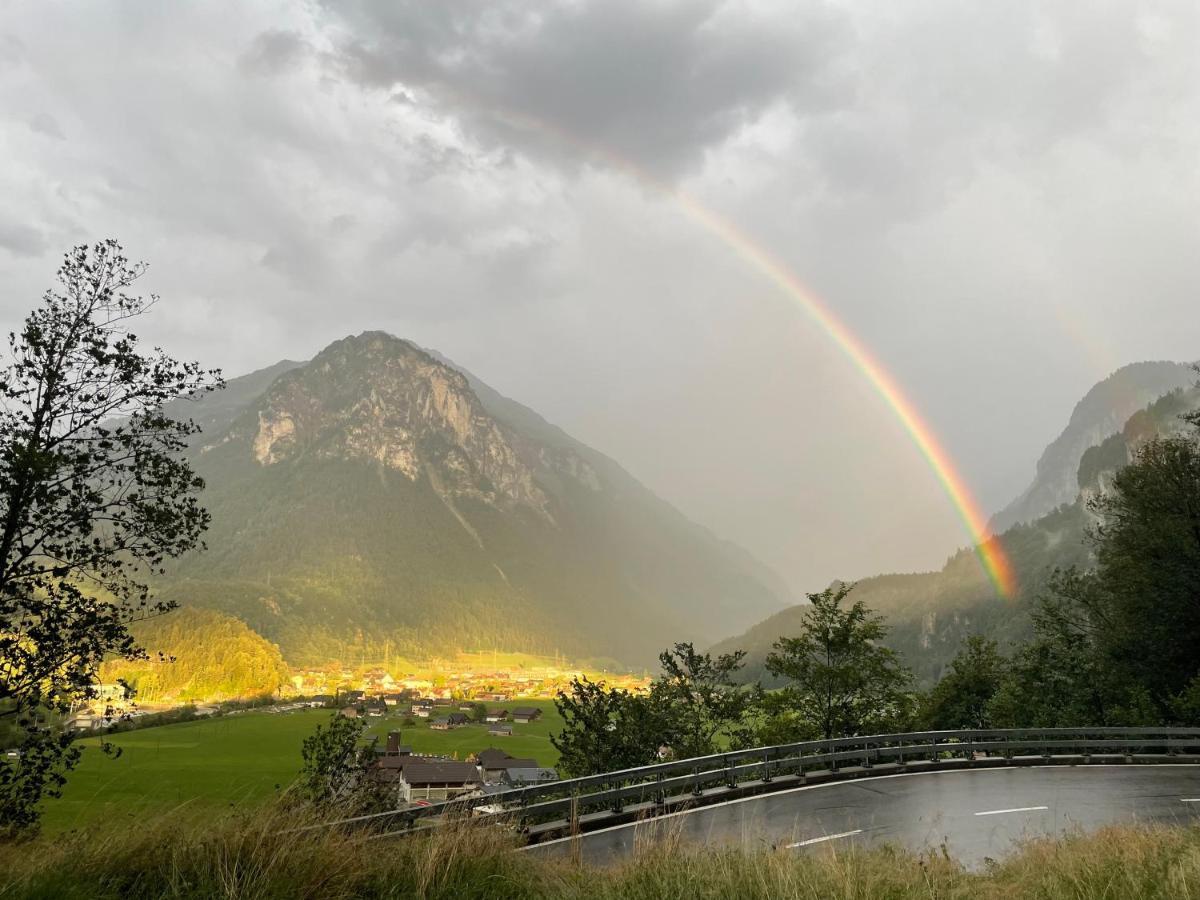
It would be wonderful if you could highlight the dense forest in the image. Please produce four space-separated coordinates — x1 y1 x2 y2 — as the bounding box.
100 607 289 703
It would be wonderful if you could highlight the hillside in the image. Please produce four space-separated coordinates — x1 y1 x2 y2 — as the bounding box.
159 332 788 667
990 361 1195 532
100 607 289 702
716 371 1199 686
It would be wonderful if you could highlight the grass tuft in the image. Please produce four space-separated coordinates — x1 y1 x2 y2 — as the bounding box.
3 806 1200 899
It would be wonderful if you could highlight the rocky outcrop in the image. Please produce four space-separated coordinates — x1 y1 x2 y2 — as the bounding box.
246 332 554 517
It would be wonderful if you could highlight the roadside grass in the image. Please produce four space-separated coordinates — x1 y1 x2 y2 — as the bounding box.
39 700 563 834
3 808 1200 899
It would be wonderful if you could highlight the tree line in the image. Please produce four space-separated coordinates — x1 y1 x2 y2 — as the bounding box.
553 398 1200 775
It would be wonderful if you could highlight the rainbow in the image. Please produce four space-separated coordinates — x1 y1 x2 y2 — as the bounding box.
416 89 1018 597
672 192 1018 597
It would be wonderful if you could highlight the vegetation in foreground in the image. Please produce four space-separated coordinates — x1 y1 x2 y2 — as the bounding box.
2 807 1200 899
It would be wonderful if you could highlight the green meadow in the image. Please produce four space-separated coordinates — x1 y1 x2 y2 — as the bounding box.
39 700 563 834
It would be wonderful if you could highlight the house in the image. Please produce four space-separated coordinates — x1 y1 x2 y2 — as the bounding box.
364 700 387 718
342 690 365 705
474 748 540 782
511 707 542 724
484 710 508 723
430 713 470 731
65 715 102 731
502 767 560 787
429 717 452 731
309 695 335 708
488 724 513 738
447 712 470 727
397 759 482 803
339 706 360 719
379 731 413 757
382 693 407 707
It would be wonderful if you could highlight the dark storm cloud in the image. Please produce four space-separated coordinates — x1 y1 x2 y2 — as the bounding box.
322 0 850 178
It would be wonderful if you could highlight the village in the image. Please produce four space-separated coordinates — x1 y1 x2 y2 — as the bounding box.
287 660 652 707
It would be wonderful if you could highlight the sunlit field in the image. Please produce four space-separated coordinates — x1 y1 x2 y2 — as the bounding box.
40 700 563 833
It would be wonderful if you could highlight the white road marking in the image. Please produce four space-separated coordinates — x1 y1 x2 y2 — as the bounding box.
974 805 1049 817
786 829 863 848
1181 798 1200 802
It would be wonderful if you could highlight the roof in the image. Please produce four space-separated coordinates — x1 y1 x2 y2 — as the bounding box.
511 707 541 717
476 748 514 767
503 767 559 784
401 761 481 786
485 756 538 770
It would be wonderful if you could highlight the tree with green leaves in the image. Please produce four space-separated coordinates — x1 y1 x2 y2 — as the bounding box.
992 408 1200 727
653 642 755 759
297 712 370 808
551 677 674 777
920 635 1007 729
0 241 221 833
761 584 914 741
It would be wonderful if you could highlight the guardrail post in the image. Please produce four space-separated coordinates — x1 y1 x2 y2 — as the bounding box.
692 765 702 797
862 741 873 769
610 778 623 815
929 737 937 762
762 749 772 783
655 772 665 807
725 756 736 789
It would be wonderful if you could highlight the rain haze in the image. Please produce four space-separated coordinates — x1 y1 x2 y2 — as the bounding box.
2 0 1198 595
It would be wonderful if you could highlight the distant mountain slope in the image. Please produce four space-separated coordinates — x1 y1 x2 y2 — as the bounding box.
990 361 1195 532
161 332 788 667
716 372 1199 687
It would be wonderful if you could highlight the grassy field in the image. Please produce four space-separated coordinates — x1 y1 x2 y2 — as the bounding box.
39 699 563 834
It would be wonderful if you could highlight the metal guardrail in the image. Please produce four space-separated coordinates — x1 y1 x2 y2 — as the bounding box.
310 727 1200 838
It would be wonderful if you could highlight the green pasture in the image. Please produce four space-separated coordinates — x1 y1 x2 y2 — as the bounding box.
39 699 562 833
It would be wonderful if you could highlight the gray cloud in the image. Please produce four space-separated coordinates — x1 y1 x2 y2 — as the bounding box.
0 222 47 257
325 0 850 178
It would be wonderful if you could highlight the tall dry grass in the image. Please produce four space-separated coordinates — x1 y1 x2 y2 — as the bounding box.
2 804 1200 899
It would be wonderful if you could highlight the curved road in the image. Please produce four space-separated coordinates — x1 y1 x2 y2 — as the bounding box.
525 766 1200 868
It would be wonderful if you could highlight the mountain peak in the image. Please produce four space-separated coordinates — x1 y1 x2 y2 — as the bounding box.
991 360 1196 532
248 331 549 514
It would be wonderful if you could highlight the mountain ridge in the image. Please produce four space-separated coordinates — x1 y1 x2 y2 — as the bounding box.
158 331 789 667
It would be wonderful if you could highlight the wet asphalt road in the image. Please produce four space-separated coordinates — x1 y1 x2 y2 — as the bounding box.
526 765 1200 868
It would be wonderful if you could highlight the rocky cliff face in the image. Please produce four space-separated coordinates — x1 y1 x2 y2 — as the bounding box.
990 361 1195 532
244 334 554 518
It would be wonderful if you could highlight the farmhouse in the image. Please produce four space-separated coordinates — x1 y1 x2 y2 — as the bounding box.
474 748 540 783
511 707 542 724
487 724 513 737
395 759 481 803
484 710 508 723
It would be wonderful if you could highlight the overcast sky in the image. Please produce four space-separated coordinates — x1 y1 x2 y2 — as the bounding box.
2 1 1198 596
